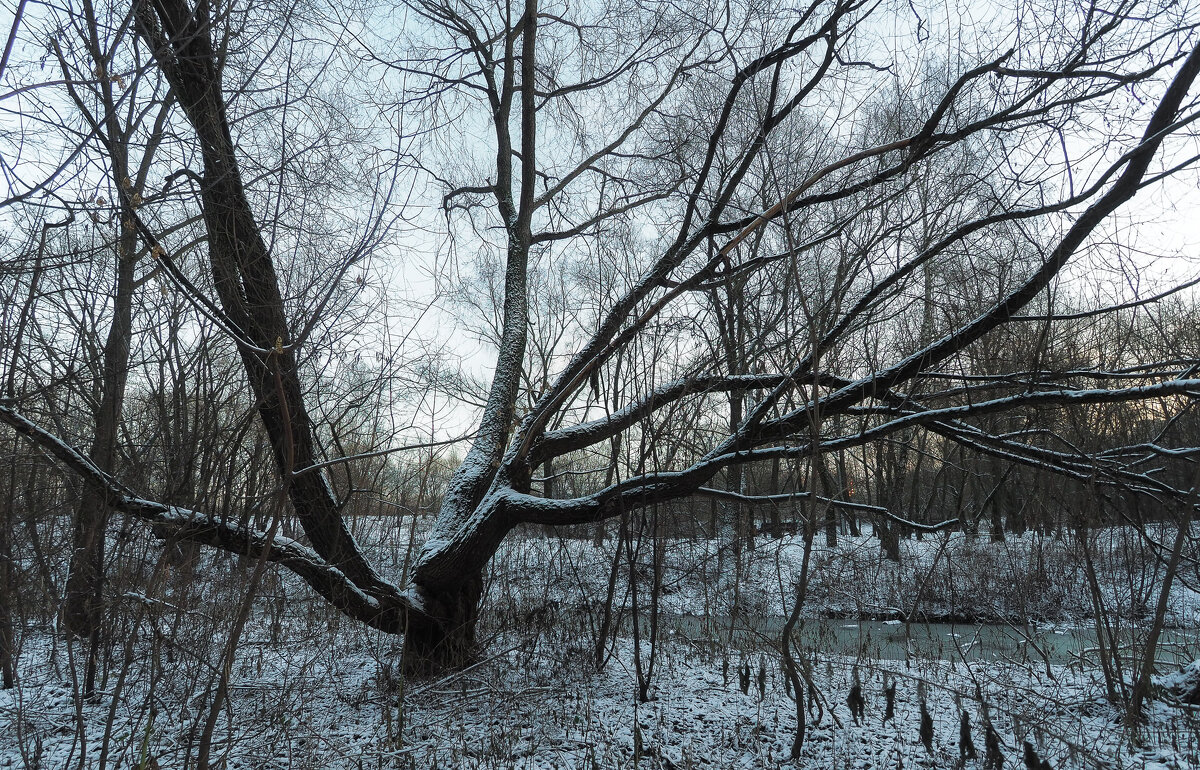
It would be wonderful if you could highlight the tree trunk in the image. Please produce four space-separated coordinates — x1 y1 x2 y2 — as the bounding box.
989 500 1006 542
768 457 783 537
876 516 901 563
0 451 15 688
136 0 394 597
874 443 901 561
838 454 859 537
723 392 748 555
62 136 139 647
403 573 484 673
62 201 138 701
817 457 838 548
403 0 540 632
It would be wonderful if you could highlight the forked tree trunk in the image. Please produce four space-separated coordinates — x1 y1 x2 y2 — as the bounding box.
135 0 394 598
406 493 528 670
133 0 547 675
403 574 484 672
63 174 139 698
61 61 142 646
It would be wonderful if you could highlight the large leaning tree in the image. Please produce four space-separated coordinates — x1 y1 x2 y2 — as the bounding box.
2 0 1200 671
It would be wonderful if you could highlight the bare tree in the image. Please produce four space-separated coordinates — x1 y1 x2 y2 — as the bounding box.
2 0 1200 674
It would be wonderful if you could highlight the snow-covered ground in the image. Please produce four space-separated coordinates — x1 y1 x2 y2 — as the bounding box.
3 617 1197 768
2 526 1198 768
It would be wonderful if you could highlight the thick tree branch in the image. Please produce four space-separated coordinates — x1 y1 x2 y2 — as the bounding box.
0 403 418 632
531 373 788 465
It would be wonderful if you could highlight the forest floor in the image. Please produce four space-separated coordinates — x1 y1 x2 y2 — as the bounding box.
2 528 1199 769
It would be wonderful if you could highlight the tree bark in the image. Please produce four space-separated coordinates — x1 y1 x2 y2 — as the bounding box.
58 20 145 647
62 213 136 643
0 449 15 688
135 0 392 597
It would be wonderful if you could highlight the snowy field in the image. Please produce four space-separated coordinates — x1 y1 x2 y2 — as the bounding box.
3 527 1199 769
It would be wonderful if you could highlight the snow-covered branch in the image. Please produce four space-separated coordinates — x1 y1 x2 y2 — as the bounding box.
531 373 788 465
0 403 419 632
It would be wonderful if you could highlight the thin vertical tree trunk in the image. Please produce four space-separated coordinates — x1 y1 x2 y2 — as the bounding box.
768 457 783 537
838 453 859 537
1128 487 1196 721
61 157 137 629
62 194 138 696
0 448 15 688
725 392 747 555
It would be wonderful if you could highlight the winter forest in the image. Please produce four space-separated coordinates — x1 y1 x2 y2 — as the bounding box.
2 0 1200 766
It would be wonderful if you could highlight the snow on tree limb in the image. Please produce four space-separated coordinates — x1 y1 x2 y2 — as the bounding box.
0 403 422 631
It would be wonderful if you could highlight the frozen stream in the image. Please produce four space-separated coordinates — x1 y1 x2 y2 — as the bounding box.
653 615 1200 665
